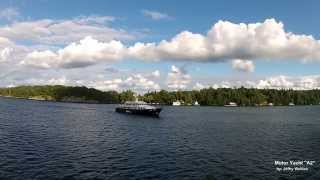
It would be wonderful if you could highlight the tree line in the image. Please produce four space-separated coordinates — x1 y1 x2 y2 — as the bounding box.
0 85 320 106
142 88 320 106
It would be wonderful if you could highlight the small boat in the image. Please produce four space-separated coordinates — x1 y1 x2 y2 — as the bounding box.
172 101 181 106
194 101 200 106
224 102 238 107
115 101 162 117
289 102 295 106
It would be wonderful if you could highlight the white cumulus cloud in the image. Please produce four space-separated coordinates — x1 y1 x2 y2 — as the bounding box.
0 16 134 45
84 74 160 92
198 75 320 90
0 47 13 62
21 50 58 68
231 59 255 72
151 70 160 77
128 18 320 62
128 31 208 61
256 75 320 90
18 18 320 70
193 82 207 90
21 36 126 68
167 65 191 90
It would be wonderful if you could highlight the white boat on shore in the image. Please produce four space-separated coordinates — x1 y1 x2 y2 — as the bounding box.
289 102 295 106
194 101 200 106
224 102 238 107
172 101 181 106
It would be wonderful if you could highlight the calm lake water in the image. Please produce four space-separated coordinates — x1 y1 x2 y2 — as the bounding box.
0 97 319 180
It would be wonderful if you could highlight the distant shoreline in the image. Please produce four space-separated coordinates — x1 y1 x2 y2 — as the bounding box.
0 95 108 105
1 95 319 107
1 85 320 107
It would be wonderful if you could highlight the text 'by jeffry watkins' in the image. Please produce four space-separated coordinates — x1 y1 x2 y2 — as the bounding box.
274 160 316 172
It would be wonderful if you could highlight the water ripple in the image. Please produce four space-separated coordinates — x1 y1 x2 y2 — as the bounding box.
0 97 319 179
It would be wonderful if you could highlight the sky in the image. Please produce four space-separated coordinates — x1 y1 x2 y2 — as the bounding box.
0 0 320 92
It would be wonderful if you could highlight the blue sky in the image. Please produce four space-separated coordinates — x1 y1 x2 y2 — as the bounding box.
3 0 318 33
0 0 319 92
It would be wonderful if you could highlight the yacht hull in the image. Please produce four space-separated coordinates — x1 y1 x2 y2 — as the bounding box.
115 107 162 117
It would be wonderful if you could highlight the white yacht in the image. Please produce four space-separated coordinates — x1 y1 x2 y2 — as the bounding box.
115 101 162 117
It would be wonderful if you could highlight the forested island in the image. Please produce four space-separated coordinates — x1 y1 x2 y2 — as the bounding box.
0 85 320 106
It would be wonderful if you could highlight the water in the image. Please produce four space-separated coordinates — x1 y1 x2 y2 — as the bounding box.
0 97 319 180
